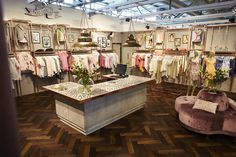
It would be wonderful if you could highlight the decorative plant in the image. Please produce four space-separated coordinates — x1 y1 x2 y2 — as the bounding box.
71 62 91 88
201 67 229 93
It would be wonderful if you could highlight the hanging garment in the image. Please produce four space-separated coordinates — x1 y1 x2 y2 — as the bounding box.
55 27 66 46
135 55 140 67
215 56 224 70
192 29 203 43
131 53 137 67
155 57 163 83
139 56 145 72
35 57 46 77
91 50 100 69
230 58 236 77
144 55 152 71
15 24 28 44
8 57 21 80
58 51 69 71
17 52 35 72
52 56 61 74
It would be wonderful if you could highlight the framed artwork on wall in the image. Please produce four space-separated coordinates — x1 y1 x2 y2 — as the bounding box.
145 34 153 49
32 32 40 44
68 34 74 43
42 36 51 48
182 35 189 44
168 33 175 42
101 37 106 48
174 38 181 47
97 37 102 47
106 39 111 47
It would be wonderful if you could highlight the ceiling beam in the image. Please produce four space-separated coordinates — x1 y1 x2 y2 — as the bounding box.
141 5 153 13
162 19 229 26
115 0 164 11
92 0 164 12
165 0 199 16
121 1 236 19
152 12 233 23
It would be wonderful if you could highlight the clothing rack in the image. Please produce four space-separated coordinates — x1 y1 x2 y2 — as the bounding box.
204 51 236 57
164 50 187 55
33 51 56 57
71 50 91 54
98 49 113 53
136 49 151 53
8 53 15 58
215 51 236 57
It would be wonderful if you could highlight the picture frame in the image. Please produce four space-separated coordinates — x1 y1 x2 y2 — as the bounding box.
32 32 40 44
42 36 51 48
68 34 74 43
101 37 106 48
168 33 175 42
145 34 153 49
106 39 111 47
182 35 189 44
97 37 102 47
174 38 181 47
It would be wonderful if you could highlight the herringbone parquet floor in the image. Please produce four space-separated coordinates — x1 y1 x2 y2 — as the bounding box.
16 82 236 157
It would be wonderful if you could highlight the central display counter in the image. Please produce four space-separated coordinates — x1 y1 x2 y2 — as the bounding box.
44 75 153 135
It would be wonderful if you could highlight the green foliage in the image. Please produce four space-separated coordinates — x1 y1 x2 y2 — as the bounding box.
71 63 90 87
200 66 229 93
205 69 228 85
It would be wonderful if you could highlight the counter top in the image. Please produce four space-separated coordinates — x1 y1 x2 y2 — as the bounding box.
43 75 153 103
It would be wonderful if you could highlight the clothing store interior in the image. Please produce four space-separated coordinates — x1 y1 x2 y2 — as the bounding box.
1 0 236 157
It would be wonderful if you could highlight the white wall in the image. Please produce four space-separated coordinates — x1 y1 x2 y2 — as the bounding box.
2 0 151 32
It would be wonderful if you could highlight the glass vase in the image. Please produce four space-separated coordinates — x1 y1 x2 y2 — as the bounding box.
78 78 94 94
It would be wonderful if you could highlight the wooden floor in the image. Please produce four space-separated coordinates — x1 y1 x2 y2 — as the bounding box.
16 82 236 157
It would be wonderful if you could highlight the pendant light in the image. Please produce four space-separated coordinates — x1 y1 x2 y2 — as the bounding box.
73 7 98 48
123 18 141 47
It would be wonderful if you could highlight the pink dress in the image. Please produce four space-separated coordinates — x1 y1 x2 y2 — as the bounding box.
58 51 69 71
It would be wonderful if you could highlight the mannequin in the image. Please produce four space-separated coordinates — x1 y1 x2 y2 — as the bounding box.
186 51 200 96
203 51 216 87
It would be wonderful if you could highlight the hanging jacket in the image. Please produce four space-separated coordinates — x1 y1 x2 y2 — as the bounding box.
15 24 28 47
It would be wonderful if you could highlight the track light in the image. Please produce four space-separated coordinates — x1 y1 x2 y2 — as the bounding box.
125 18 130 22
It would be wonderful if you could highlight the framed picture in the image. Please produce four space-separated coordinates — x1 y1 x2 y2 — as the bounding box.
97 37 102 47
106 39 111 47
68 34 74 43
174 38 181 47
168 33 175 42
145 34 153 49
42 36 51 48
182 35 189 44
32 32 40 44
101 37 106 48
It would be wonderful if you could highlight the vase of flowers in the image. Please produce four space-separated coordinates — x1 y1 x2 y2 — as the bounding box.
71 63 94 94
203 69 228 94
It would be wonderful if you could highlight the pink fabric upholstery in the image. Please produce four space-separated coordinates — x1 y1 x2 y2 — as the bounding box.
175 94 236 136
175 96 195 112
196 89 229 111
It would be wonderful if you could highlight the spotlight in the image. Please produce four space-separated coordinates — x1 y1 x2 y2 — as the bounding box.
145 24 150 29
125 18 130 22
